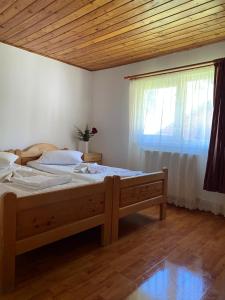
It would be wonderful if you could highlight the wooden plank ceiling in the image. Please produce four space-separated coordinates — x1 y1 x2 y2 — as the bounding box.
0 0 225 71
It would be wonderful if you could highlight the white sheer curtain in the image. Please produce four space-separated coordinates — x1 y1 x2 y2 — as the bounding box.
128 66 225 216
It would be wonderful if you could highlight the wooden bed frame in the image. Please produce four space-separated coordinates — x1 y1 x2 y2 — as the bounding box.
0 177 112 293
112 168 168 241
0 143 168 293
15 143 60 165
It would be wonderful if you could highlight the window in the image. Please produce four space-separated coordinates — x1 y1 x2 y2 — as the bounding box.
129 66 214 154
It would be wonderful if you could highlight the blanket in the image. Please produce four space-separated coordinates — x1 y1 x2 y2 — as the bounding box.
0 166 72 190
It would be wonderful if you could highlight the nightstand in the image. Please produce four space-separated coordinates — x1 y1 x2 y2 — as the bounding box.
83 152 102 164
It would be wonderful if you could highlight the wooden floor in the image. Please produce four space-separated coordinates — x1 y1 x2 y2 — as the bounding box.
1 205 225 300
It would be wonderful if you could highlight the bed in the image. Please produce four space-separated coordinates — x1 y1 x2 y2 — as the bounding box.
0 149 113 293
0 144 168 293
18 144 168 241
112 169 168 241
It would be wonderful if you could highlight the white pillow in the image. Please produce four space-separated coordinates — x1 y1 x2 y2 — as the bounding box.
38 150 83 165
0 152 19 169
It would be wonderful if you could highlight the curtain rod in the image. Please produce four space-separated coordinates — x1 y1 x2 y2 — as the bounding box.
124 58 223 80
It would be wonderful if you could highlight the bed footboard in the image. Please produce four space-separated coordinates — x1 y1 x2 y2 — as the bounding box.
0 193 17 293
112 168 168 242
0 177 113 293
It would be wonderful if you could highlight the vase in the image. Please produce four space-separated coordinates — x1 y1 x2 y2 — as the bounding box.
84 141 89 153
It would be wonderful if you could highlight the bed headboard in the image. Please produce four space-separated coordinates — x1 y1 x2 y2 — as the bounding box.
17 143 60 165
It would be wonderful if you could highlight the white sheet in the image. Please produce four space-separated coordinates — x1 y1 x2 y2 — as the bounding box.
27 161 144 181
0 164 21 182
10 169 72 190
0 164 92 198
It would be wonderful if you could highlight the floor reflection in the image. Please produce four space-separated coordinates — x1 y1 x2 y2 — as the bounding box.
127 261 207 300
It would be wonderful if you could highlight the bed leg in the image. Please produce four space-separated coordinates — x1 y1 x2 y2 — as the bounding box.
101 224 110 246
0 193 17 293
111 219 119 242
101 177 113 246
111 176 120 242
160 168 168 220
160 203 167 220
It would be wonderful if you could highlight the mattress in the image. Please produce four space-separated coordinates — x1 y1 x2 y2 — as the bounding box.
27 161 144 181
0 164 93 198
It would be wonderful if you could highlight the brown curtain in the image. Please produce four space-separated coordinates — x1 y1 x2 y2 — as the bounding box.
204 59 225 193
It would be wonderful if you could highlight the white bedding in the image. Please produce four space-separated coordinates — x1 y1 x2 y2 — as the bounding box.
10 169 72 190
0 161 144 199
27 161 144 181
0 164 93 198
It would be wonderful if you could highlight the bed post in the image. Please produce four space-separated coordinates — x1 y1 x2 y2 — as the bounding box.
15 149 22 165
0 193 17 293
111 176 120 242
101 177 113 246
160 167 168 220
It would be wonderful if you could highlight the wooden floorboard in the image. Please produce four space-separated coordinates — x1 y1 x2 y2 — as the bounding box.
1 205 225 299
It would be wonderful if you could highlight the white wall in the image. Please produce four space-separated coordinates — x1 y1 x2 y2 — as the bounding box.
92 41 225 167
2 40 225 160
0 43 92 150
